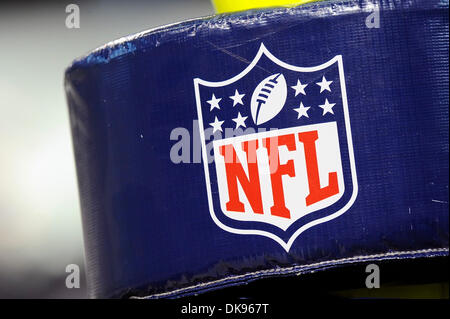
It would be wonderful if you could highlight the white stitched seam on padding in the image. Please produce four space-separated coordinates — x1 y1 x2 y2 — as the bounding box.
130 247 449 299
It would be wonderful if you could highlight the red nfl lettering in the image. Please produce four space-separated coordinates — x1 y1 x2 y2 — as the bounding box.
218 130 339 220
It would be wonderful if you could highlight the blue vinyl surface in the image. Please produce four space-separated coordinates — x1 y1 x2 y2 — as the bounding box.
65 0 449 298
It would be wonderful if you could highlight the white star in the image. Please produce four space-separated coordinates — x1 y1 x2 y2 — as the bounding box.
229 89 245 107
209 116 224 133
316 76 333 93
232 112 248 129
291 79 308 96
293 102 311 119
207 94 221 111
318 98 336 115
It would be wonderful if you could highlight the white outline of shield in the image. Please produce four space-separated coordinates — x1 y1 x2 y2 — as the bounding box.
194 43 358 252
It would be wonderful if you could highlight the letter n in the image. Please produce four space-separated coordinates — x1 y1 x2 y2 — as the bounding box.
219 140 263 214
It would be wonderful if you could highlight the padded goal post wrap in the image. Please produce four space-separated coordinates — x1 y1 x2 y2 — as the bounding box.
65 0 449 298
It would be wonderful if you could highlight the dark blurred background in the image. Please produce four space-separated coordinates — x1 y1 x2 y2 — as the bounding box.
0 0 214 298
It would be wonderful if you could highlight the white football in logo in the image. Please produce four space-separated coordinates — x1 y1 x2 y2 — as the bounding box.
250 73 287 125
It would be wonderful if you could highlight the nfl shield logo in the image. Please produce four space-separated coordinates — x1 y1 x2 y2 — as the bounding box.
194 43 358 251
